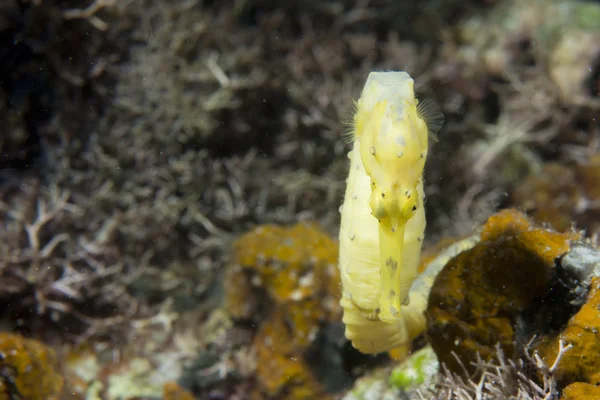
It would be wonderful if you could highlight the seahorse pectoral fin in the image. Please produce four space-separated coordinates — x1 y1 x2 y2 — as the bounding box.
377 223 406 323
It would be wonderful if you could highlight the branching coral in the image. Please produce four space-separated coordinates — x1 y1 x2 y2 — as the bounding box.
419 340 571 400
0 180 143 341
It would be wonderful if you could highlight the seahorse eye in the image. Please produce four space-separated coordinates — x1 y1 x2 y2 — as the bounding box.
392 186 417 221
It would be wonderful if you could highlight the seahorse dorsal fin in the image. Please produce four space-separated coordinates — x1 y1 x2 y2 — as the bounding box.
417 99 444 142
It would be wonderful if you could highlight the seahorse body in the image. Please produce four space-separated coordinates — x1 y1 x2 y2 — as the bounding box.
338 71 443 354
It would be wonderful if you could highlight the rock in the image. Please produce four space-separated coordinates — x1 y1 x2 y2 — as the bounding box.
425 209 579 375
534 278 600 388
227 222 342 399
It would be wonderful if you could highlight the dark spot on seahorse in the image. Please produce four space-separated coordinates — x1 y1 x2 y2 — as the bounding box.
386 257 398 271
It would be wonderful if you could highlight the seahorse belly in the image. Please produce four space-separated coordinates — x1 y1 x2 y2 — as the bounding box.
339 140 427 353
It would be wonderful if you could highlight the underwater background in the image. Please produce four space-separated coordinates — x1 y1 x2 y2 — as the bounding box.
0 0 599 399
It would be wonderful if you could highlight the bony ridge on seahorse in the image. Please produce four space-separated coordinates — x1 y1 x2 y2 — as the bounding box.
338 71 450 355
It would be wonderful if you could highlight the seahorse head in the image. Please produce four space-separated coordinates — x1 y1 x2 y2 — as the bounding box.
353 72 429 231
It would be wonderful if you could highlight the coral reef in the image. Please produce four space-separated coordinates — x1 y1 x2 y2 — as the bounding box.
1 0 599 398
2 0 598 343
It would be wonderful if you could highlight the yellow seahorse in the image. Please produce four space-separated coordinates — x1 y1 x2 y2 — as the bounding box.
338 71 447 354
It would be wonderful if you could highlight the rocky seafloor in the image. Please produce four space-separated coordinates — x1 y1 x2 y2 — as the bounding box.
0 0 599 399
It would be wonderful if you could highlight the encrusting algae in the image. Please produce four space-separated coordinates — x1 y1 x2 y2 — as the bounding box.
425 209 580 375
226 222 341 399
0 332 64 400
562 382 600 400
163 381 196 400
534 277 600 388
252 310 326 399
